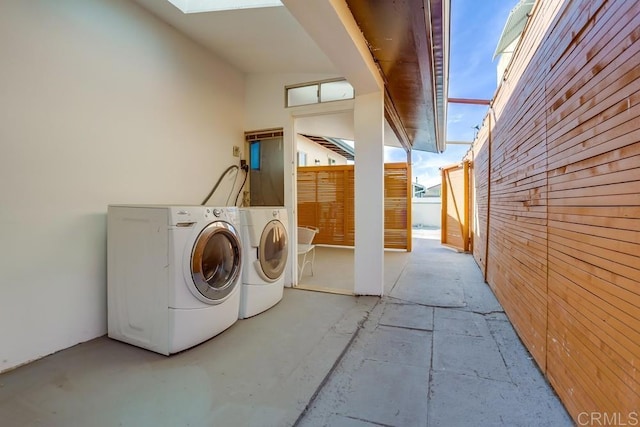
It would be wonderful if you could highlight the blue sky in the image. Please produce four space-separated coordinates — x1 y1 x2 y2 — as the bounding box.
385 0 520 188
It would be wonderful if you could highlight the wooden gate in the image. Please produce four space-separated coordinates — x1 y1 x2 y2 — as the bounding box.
441 161 471 252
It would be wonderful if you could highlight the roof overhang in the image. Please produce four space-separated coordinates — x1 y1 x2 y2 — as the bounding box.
344 0 450 153
283 0 449 153
137 0 449 153
493 0 535 59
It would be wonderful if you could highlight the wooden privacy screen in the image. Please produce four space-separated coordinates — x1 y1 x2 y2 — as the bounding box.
385 163 412 250
441 161 470 252
297 163 410 250
468 0 640 422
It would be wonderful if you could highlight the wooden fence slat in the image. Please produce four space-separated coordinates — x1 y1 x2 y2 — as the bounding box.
467 0 640 421
297 163 411 250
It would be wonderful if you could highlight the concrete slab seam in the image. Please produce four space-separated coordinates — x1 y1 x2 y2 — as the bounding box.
485 319 572 420
377 323 433 333
436 369 516 385
470 309 506 316
486 318 544 381
341 414 395 427
386 257 411 295
426 305 436 425
292 299 379 427
386 296 467 309
485 319 518 385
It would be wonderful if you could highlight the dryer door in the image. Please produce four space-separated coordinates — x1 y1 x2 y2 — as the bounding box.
258 220 288 281
191 221 242 303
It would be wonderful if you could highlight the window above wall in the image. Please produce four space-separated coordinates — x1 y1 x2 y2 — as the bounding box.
286 79 355 108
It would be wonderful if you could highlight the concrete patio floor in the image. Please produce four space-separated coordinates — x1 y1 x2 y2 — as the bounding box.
296 245 411 295
297 232 572 426
0 232 572 426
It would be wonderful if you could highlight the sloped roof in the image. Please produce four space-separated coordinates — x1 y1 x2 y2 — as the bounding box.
301 134 355 161
493 0 535 59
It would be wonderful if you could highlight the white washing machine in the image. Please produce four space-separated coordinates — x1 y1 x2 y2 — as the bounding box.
238 207 289 319
107 205 242 355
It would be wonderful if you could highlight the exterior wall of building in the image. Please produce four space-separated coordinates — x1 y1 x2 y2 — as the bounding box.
0 0 245 372
412 198 441 228
296 135 349 166
469 0 640 421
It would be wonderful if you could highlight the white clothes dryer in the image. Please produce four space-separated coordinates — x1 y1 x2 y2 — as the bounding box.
107 205 242 355
238 207 289 319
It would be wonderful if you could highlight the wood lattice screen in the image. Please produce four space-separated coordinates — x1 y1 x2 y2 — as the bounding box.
297 163 411 250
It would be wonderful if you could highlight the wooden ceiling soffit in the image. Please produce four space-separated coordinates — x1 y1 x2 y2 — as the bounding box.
384 89 411 153
345 0 446 153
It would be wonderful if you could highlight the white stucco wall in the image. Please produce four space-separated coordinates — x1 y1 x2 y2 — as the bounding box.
244 74 342 131
295 112 354 166
0 0 245 372
296 135 348 166
412 198 442 228
295 111 354 140
354 91 385 296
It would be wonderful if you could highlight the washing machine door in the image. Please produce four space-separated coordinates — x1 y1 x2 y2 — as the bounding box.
191 221 242 303
258 219 288 281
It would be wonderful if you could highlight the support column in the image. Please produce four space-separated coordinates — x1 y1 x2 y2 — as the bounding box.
354 91 384 296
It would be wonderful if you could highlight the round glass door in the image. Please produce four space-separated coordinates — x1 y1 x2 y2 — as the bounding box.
191 222 241 302
259 220 288 281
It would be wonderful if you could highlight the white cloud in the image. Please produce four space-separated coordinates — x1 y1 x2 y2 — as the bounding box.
384 146 407 163
448 113 464 123
411 144 471 187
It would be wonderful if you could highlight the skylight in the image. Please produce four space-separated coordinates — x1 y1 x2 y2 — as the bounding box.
167 0 282 14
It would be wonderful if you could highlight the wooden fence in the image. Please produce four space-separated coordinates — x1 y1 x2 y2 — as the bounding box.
467 0 640 421
297 163 411 250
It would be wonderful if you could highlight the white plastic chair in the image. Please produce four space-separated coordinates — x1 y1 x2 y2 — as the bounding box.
297 226 319 281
